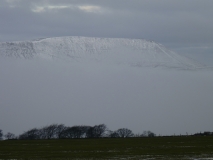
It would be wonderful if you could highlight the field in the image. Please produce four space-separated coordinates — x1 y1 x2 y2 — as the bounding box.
0 136 213 159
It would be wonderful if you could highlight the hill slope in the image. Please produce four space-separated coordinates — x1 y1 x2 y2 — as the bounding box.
0 36 202 69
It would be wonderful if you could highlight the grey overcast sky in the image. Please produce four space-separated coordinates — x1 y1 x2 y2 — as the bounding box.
0 0 213 55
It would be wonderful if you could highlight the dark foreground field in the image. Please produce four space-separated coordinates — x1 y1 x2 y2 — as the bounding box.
0 136 213 159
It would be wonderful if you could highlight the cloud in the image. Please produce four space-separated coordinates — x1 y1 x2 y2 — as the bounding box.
31 4 104 14
32 5 74 13
78 5 103 13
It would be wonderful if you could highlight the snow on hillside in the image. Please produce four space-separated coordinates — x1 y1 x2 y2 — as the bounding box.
0 36 203 69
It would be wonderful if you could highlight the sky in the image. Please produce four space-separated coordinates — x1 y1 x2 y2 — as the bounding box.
0 0 213 55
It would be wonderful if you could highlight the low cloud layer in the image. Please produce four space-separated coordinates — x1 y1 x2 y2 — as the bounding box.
0 59 213 135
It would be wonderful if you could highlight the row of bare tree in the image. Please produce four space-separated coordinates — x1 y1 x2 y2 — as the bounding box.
0 124 156 140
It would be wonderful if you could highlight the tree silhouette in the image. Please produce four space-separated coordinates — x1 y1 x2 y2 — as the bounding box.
86 124 107 138
39 124 60 139
19 128 40 140
4 132 16 140
0 129 3 140
116 128 134 138
55 124 66 139
13 124 159 140
107 130 120 138
60 126 91 139
141 131 156 137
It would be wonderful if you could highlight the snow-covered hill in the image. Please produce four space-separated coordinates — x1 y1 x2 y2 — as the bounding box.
0 36 202 69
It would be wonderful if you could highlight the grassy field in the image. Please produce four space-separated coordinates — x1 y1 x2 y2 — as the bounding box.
0 136 213 159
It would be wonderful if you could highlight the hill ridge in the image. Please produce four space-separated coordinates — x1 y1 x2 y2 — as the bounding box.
0 36 203 69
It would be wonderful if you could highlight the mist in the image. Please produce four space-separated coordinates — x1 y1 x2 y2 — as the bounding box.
0 58 213 136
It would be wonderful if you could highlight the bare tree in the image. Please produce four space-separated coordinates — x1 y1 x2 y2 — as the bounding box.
61 126 91 139
107 130 119 138
39 124 59 139
86 126 94 138
86 124 107 138
0 129 3 140
70 126 84 138
134 133 142 137
93 124 107 138
19 128 40 140
54 124 66 139
141 131 156 137
116 128 134 138
80 126 91 138
4 132 16 140
60 126 80 139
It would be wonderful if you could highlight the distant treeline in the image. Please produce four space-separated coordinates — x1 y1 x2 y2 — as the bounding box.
193 131 213 136
1 125 212 140
0 124 155 140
